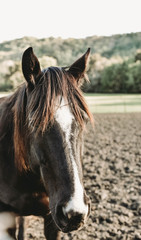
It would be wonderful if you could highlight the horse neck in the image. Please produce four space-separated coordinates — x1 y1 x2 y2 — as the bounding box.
0 94 16 142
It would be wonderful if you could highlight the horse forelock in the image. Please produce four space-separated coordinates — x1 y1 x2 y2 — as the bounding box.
26 67 93 132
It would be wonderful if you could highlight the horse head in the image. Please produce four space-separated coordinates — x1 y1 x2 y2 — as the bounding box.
19 47 92 233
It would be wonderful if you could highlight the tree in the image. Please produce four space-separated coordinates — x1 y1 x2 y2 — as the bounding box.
100 62 130 93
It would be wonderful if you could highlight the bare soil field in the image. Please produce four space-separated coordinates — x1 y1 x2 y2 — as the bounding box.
20 113 141 240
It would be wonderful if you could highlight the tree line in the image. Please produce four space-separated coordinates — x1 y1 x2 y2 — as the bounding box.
84 52 141 93
0 33 141 93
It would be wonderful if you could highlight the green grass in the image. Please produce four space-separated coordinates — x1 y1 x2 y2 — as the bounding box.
1 92 141 114
84 94 141 113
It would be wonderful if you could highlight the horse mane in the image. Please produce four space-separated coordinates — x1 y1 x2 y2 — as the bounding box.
13 67 93 171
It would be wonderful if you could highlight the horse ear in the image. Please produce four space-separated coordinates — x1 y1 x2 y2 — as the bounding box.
68 48 90 84
22 47 41 87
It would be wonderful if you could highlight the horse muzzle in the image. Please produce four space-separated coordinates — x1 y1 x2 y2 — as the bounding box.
54 196 91 233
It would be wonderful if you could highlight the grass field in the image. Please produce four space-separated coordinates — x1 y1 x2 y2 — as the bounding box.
85 94 141 113
0 92 141 113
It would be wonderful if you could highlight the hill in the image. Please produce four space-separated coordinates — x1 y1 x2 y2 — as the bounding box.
0 32 141 92
0 32 141 65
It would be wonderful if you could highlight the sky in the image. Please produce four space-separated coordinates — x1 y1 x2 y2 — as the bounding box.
0 0 141 43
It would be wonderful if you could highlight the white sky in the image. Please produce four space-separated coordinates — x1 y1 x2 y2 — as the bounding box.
0 0 141 43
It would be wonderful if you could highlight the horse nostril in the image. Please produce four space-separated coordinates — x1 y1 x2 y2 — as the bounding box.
57 204 84 222
56 204 68 227
63 209 85 223
70 212 84 221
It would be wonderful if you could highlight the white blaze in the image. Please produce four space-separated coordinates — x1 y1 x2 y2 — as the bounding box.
55 97 73 141
0 212 16 240
55 97 88 216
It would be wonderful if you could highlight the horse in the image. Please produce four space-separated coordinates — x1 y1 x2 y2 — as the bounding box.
0 47 93 240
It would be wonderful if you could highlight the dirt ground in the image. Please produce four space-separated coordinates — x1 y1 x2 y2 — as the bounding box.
21 113 141 240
